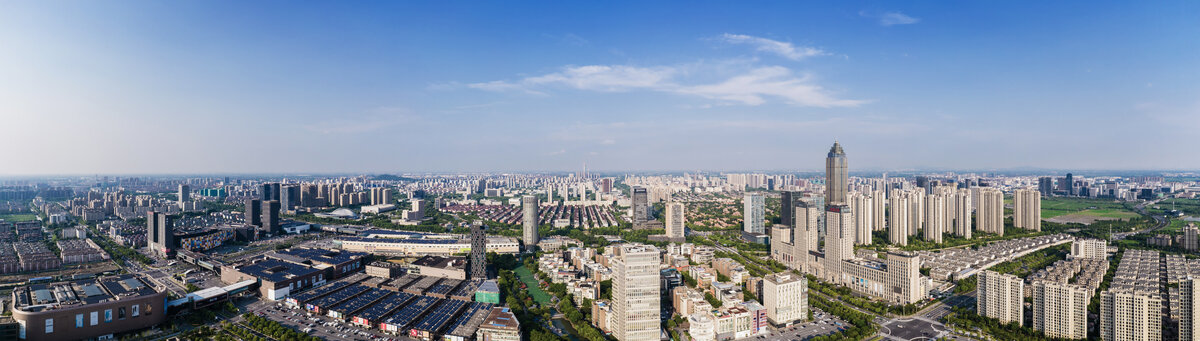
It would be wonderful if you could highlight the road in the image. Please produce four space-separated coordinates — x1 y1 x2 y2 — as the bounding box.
1113 199 1167 240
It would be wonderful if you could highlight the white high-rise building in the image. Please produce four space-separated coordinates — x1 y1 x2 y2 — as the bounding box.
611 244 662 341
1033 281 1090 339
975 188 1004 235
908 190 925 237
1181 278 1200 341
522 195 540 249
1099 289 1162 341
744 192 765 234
953 189 972 239
1014 188 1042 231
762 273 808 326
977 270 1023 324
887 190 909 246
666 202 686 239
872 190 886 232
851 192 873 245
822 205 854 283
1071 239 1108 260
923 194 947 244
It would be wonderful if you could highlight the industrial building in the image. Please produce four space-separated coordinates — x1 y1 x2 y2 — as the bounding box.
10 274 167 341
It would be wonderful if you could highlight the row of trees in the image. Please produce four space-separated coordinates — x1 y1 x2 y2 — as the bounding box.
807 294 877 341
804 274 919 316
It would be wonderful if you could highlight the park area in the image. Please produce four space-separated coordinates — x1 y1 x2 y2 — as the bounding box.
514 264 554 305
1041 197 1139 225
0 213 37 222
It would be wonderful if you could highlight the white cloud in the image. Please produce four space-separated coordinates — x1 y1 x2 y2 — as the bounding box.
467 63 863 108
717 33 827 60
861 11 920 26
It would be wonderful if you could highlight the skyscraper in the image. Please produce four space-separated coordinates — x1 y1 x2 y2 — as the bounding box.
1033 281 1090 339
825 142 848 206
632 186 649 225
975 188 1004 235
666 202 686 240
611 244 661 341
743 192 765 234
1038 177 1054 197
887 190 910 246
280 184 300 210
779 191 795 228
146 211 174 258
977 270 1023 324
522 195 539 249
1065 173 1075 196
246 198 262 227
470 224 487 279
1014 188 1042 231
953 189 972 239
850 192 872 245
1099 289 1161 341
923 194 946 244
177 184 190 205
822 204 854 283
1181 278 1200 341
263 200 280 234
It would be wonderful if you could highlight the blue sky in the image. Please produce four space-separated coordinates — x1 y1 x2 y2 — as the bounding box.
1 1 1198 174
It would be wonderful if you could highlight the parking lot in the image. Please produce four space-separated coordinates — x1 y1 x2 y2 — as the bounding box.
250 301 415 341
756 307 848 341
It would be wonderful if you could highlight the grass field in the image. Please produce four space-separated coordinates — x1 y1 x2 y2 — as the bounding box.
0 213 36 222
514 265 553 305
1040 197 1135 219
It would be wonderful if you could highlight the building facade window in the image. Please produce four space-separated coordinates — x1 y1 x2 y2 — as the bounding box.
132 304 140 317
90 312 98 326
118 307 126 320
104 309 112 322
76 314 83 328
44 319 52 334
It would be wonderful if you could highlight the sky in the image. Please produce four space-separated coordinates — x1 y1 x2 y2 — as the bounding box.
1 1 1198 175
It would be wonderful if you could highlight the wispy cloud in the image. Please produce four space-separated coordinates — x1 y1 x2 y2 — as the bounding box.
716 33 828 60
861 11 920 26
303 107 414 134
466 62 864 108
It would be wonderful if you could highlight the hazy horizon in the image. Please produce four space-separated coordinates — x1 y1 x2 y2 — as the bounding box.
2 1 1198 175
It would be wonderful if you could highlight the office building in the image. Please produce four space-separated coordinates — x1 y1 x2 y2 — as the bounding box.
822 205 854 282
263 200 281 234
280 184 300 210
1038 177 1054 197
146 211 173 258
610 244 661 341
632 186 649 225
1014 188 1042 231
1071 239 1108 260
522 195 539 249
10 274 168 341
1032 281 1090 339
825 142 848 205
888 190 910 246
743 193 765 234
762 273 807 326
977 270 1023 324
245 199 262 227
666 202 686 240
1099 289 1162 341
470 224 486 279
779 191 795 229
976 188 1004 235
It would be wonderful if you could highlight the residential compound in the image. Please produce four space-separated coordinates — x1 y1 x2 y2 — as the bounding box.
1100 250 1163 341
10 275 167 341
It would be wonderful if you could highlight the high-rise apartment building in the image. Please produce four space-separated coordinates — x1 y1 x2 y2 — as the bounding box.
953 189 971 239
977 270 1023 324
1181 278 1200 341
743 192 765 234
908 190 925 237
850 192 873 245
975 188 1004 235
1014 188 1042 231
762 273 807 326
522 195 539 249
825 142 848 205
923 194 946 244
872 190 886 232
1071 239 1108 260
1184 225 1200 251
611 244 661 341
177 184 190 205
666 202 686 240
1032 281 1090 339
887 190 909 246
470 224 486 279
1100 289 1162 341
822 205 854 282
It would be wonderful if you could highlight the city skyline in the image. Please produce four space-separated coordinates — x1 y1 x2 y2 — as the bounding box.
2 1 1199 175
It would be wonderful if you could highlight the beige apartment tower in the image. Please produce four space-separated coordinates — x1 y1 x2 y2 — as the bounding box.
666 202 686 240
1032 281 1090 339
1099 289 1162 341
1014 188 1042 231
923 194 946 244
975 188 1004 235
888 190 910 246
977 270 1023 324
611 244 661 341
1182 278 1200 341
762 273 808 326
953 189 972 239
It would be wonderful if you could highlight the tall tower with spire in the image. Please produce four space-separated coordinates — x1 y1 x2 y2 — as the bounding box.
825 141 848 206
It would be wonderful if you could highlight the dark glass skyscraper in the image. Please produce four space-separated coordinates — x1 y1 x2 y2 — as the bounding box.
470 224 486 279
246 198 262 227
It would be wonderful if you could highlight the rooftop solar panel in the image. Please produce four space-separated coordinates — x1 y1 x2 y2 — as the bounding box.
411 299 468 333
